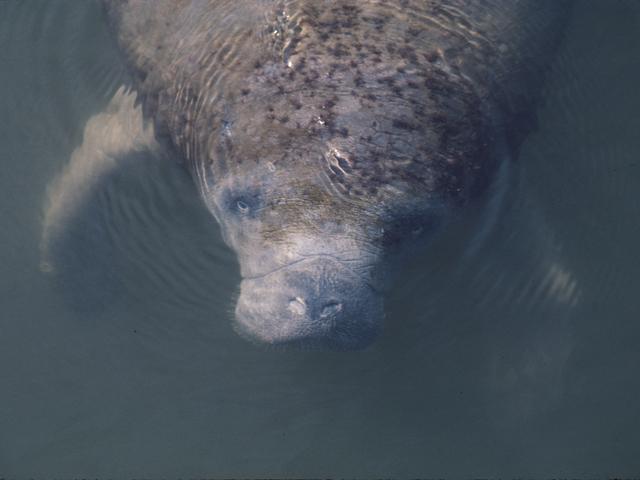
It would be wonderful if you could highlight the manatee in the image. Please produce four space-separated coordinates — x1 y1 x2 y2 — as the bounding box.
45 1 572 350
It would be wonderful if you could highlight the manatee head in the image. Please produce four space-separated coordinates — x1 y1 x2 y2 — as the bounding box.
187 4 499 350
196 89 482 350
200 154 450 350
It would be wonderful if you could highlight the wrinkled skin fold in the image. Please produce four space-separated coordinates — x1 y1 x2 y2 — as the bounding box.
103 0 572 349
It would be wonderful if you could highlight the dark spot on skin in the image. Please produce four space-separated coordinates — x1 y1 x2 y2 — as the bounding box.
323 97 338 109
392 119 416 131
329 43 349 57
424 51 439 63
365 16 387 32
241 88 250 96
349 59 358 68
254 60 262 69
377 76 395 87
424 75 453 95
294 57 307 72
398 46 418 63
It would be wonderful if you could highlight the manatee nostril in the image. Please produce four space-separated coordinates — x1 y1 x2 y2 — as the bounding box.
288 297 307 316
320 301 343 318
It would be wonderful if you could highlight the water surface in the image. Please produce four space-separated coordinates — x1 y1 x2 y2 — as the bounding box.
1 1 639 477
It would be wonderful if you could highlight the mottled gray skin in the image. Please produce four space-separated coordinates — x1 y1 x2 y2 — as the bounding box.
103 1 571 349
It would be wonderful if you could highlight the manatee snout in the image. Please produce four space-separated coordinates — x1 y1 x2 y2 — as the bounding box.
235 257 383 350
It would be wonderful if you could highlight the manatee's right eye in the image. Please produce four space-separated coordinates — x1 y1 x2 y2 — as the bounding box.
236 200 249 214
221 187 263 219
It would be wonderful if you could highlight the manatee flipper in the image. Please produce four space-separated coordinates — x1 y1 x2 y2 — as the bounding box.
480 171 581 422
40 86 162 308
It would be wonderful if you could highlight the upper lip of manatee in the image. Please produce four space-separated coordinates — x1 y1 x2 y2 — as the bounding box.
240 253 381 293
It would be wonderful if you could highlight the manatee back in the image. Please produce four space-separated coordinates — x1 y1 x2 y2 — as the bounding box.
103 1 572 208
103 0 572 129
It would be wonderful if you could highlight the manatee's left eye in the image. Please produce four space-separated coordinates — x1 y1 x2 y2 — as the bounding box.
382 212 441 247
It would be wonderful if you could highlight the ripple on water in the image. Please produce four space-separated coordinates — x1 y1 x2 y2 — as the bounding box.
19 2 239 336
43 109 239 332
